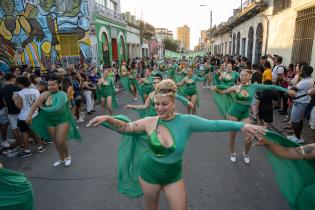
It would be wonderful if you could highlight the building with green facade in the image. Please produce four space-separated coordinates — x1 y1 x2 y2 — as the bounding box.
90 0 127 68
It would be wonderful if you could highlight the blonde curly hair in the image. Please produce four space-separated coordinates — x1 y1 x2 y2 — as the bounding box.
155 79 177 97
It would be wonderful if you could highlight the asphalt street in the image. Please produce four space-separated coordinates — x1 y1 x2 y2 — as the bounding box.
1 83 290 210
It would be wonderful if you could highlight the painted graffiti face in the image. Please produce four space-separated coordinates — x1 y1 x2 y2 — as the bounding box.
0 0 15 16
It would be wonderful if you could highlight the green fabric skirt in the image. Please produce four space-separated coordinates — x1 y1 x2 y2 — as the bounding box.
101 115 149 198
31 105 81 141
140 154 182 185
0 168 34 210
263 131 315 210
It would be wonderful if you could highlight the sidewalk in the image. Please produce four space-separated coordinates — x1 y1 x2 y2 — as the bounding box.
269 110 314 144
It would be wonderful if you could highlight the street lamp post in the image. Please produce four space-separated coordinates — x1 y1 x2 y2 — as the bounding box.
200 4 212 53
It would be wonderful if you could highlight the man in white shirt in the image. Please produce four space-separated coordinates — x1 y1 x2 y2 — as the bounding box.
288 65 314 143
13 76 46 157
272 56 285 84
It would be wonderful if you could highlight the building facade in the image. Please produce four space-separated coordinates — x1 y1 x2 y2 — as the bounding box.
155 28 173 39
177 25 190 50
211 0 315 73
0 0 92 70
126 22 142 59
90 0 127 68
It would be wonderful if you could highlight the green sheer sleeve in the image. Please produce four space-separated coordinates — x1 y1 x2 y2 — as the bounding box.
252 84 288 93
41 92 67 112
194 75 205 82
263 130 315 209
175 94 190 106
184 115 244 132
100 115 149 198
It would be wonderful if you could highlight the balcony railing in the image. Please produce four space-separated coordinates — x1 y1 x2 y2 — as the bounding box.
94 2 125 22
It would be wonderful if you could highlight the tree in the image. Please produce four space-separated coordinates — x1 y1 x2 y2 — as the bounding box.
163 38 179 52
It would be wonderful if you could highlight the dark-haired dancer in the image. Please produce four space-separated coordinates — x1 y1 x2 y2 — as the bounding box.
26 75 81 167
212 69 295 164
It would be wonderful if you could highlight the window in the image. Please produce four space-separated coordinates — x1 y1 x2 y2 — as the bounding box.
247 27 254 63
241 38 246 56
291 7 315 65
59 34 79 57
107 0 116 11
273 0 291 15
95 0 105 5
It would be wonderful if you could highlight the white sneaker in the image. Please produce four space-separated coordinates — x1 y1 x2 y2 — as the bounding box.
64 157 71 167
243 152 250 164
53 160 64 167
7 139 16 144
288 135 304 144
77 118 84 123
1 141 10 148
286 135 296 139
134 97 138 101
230 153 236 163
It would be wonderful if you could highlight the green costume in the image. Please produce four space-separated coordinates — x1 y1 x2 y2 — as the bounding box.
31 91 81 141
0 168 34 210
226 84 287 120
102 114 245 198
173 70 186 96
263 131 315 210
140 76 154 101
182 75 205 96
96 77 118 109
211 71 239 117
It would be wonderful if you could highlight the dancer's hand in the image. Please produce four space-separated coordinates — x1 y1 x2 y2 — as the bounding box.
188 102 194 109
241 124 266 140
25 116 32 125
124 104 133 109
210 86 217 91
287 89 296 97
0 162 3 168
87 115 108 127
253 137 270 147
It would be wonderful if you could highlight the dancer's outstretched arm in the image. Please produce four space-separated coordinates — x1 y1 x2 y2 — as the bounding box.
87 115 148 134
256 139 315 160
125 92 153 110
210 85 237 94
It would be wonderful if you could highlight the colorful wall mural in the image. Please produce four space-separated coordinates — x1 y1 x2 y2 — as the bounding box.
0 0 92 70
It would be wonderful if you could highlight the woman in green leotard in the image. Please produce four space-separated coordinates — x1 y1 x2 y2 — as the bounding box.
172 65 186 96
128 68 139 100
212 69 295 164
125 74 193 118
26 75 81 167
203 61 212 88
176 67 205 114
139 69 154 102
88 79 265 210
218 62 240 86
96 68 117 115
0 163 34 210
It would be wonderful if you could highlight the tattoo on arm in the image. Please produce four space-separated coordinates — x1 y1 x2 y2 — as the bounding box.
303 146 314 156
